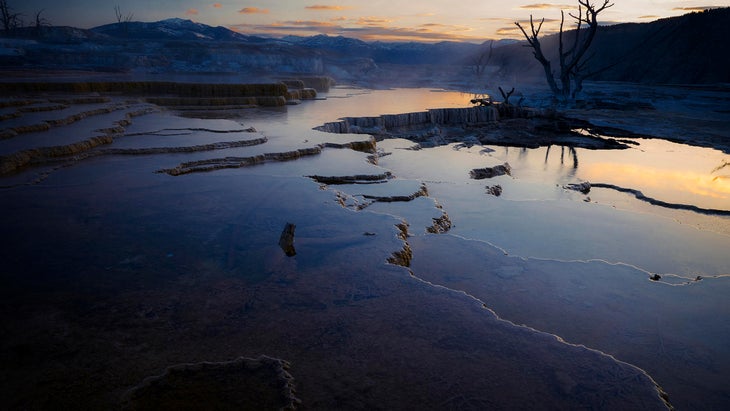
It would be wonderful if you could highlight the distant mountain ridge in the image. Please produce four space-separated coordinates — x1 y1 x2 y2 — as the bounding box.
91 18 268 43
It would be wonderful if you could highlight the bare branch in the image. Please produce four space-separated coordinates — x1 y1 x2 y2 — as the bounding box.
1 0 23 34
498 87 516 104
513 0 613 102
114 5 134 24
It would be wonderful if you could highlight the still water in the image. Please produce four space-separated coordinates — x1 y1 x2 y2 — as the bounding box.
1 85 728 409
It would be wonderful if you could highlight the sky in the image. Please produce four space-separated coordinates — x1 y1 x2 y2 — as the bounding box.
11 0 729 42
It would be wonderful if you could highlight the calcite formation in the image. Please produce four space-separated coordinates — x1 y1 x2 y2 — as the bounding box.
470 163 512 179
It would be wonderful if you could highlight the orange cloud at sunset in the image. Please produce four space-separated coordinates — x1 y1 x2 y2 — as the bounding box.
239 7 269 14
520 3 574 10
673 6 722 11
212 3 222 8
356 17 393 25
186 8 199 16
306 5 352 11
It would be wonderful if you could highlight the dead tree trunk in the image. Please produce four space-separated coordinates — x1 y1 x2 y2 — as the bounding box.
471 40 494 78
0 0 22 35
515 0 613 102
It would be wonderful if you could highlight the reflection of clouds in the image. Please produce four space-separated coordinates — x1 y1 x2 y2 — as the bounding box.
585 163 730 203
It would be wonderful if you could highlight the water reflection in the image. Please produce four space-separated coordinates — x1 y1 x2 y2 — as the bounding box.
544 145 579 174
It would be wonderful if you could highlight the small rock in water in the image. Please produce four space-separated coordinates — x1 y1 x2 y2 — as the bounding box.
649 274 661 281
486 185 503 196
279 223 296 257
470 162 511 179
564 181 592 194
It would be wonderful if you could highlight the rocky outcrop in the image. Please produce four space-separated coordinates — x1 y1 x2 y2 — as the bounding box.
159 147 324 176
150 96 287 108
470 163 511 180
101 137 268 156
285 88 317 101
323 137 376 154
279 223 297 257
1 103 148 140
486 185 503 196
316 106 499 135
0 82 291 108
0 136 113 174
564 181 591 194
0 82 289 98
307 172 392 185
387 221 413 268
427 209 452 234
363 183 428 203
0 106 157 175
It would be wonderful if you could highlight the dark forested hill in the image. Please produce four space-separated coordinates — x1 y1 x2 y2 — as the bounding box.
493 7 730 84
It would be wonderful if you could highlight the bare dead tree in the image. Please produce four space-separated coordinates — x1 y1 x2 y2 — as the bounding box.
114 4 134 36
471 40 494 78
515 0 614 102
0 0 23 35
33 9 50 38
114 5 134 24
498 86 515 104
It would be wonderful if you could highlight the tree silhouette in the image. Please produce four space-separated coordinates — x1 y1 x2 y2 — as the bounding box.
33 9 49 38
0 0 23 35
515 0 614 102
114 4 134 36
470 40 494 78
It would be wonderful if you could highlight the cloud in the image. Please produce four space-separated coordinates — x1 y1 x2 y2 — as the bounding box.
496 26 522 36
638 15 659 19
305 5 352 11
239 7 270 14
672 6 721 11
356 17 393 25
329 16 348 22
281 20 340 28
520 3 574 9
185 8 199 16
212 3 222 8
229 20 488 42
418 23 472 32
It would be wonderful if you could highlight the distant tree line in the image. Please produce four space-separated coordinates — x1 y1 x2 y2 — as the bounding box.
0 2 136 38
0 0 50 37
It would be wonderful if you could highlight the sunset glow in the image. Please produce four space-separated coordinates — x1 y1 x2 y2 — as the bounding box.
13 0 730 42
